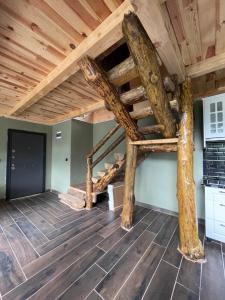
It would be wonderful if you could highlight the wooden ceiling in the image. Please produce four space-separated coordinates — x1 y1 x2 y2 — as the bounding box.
1 0 225 125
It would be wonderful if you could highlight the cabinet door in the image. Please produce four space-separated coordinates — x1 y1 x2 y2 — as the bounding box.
204 95 225 139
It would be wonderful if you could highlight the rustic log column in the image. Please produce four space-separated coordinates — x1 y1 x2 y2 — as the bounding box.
79 56 143 141
86 157 93 209
122 13 176 138
177 79 204 261
121 135 138 230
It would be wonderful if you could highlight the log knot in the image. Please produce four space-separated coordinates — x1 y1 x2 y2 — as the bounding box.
149 72 159 84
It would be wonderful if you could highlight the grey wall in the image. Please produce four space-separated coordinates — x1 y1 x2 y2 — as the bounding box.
70 120 93 186
92 101 205 219
0 117 52 199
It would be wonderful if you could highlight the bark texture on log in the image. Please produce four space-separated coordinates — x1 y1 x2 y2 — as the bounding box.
86 157 93 209
130 106 153 120
121 136 137 230
122 13 176 138
177 79 204 261
79 56 143 141
139 144 177 153
139 124 165 135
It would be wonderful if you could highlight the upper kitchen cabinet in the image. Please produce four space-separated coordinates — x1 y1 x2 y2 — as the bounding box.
203 94 225 143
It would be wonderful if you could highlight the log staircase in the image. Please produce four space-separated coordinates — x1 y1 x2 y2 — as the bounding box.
60 12 204 260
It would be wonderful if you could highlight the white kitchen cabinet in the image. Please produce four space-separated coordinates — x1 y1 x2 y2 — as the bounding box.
203 94 225 141
205 186 225 243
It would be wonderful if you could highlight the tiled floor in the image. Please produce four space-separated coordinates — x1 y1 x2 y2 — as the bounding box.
0 192 224 300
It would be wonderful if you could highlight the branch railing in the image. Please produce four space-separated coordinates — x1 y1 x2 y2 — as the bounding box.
86 124 125 209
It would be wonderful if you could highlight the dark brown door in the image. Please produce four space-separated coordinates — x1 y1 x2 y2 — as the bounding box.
6 130 46 199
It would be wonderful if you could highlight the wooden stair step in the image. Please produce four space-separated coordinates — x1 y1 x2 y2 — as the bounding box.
114 153 125 161
68 186 86 201
104 162 114 170
130 138 178 146
92 176 101 184
98 170 107 177
59 193 85 210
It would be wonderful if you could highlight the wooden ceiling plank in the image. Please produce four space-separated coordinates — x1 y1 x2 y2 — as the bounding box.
0 45 51 74
42 96 80 110
64 0 100 30
85 0 111 21
29 0 84 44
0 34 56 71
132 0 185 82
198 0 216 60
176 0 202 64
45 0 92 36
0 25 62 65
49 101 105 125
0 0 73 55
166 0 191 66
8 0 134 116
4 114 51 125
103 0 118 12
0 64 39 85
60 81 101 100
215 0 225 55
0 52 45 81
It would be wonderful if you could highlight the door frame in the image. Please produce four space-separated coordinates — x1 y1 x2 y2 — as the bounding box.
6 129 47 200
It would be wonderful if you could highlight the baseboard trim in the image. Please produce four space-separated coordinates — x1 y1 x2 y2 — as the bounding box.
136 201 205 224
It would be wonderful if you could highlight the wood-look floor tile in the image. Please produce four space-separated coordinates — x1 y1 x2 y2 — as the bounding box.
4 224 38 267
0 205 14 228
0 232 25 296
97 227 127 252
177 256 201 294
163 227 182 268
142 260 178 300
115 242 165 300
3 236 104 300
26 247 105 300
96 230 155 300
201 241 225 300
59 264 106 300
23 223 103 278
23 210 55 235
142 210 159 226
37 214 104 256
154 216 177 247
97 221 148 272
86 290 102 300
98 218 121 238
47 209 102 240
147 213 169 234
172 283 198 300
15 217 48 248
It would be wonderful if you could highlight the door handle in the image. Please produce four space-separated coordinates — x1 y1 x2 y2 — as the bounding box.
219 204 225 207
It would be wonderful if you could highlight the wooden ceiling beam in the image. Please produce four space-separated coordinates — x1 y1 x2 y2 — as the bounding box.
187 52 225 78
7 0 134 116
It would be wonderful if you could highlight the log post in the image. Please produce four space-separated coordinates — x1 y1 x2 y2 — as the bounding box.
122 13 176 138
79 56 143 141
86 157 93 209
177 79 204 261
121 135 138 230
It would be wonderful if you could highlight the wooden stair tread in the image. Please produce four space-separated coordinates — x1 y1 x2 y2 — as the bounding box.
98 170 107 177
130 138 178 145
114 153 125 161
59 193 85 210
104 162 114 170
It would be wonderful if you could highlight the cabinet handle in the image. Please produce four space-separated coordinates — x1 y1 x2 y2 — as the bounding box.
220 224 225 228
219 204 225 207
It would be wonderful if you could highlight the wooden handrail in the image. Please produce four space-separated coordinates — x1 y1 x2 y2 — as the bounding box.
87 124 120 158
92 133 125 168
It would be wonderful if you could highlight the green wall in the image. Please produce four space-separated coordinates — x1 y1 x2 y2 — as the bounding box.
0 117 52 199
51 120 71 193
70 120 93 186
92 101 205 219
